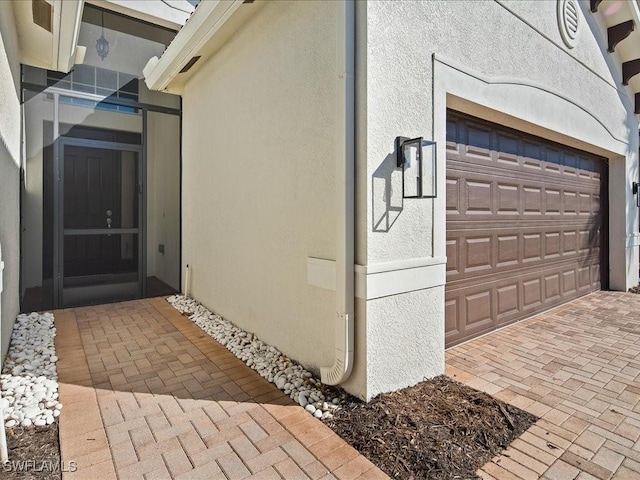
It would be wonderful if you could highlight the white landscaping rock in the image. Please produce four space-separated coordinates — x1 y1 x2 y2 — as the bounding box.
1 312 62 428
167 295 346 419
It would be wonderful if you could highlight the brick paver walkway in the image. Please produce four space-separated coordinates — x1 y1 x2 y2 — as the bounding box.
447 291 640 480
54 297 387 480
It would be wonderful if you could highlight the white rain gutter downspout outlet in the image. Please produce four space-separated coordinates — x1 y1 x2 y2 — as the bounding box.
321 0 355 386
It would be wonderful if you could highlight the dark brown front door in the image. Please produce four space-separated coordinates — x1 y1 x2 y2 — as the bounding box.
58 140 142 307
445 111 607 347
63 145 122 277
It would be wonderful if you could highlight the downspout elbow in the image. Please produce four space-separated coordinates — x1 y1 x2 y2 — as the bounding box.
321 313 354 385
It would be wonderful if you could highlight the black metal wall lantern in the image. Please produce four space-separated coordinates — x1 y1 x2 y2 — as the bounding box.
634 181 640 207
96 10 109 61
395 136 437 198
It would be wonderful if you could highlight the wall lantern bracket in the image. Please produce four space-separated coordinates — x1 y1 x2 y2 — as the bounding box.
395 136 437 199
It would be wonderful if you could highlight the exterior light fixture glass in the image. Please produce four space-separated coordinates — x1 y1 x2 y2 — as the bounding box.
396 136 437 198
96 11 109 61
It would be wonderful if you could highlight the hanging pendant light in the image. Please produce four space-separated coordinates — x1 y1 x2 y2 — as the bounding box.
96 10 109 61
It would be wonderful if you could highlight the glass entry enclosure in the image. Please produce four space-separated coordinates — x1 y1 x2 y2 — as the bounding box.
57 140 143 307
20 3 182 312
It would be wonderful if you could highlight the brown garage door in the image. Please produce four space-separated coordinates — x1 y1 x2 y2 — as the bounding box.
445 111 608 347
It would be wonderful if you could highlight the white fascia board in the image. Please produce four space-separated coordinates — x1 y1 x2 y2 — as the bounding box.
144 0 244 92
630 0 640 31
52 0 85 73
86 0 192 31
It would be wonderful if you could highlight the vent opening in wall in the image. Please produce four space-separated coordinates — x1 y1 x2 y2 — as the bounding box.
558 0 579 48
179 56 201 74
32 0 53 33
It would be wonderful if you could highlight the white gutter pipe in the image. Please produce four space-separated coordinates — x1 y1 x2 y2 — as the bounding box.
0 244 8 464
321 0 355 386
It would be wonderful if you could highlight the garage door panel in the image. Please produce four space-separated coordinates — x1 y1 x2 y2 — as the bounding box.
497 284 519 319
497 183 519 213
466 290 493 327
564 191 578 213
447 161 601 200
545 232 561 258
445 298 460 342
545 273 561 301
546 189 562 214
497 235 519 267
496 136 519 164
465 123 492 151
591 264 601 288
563 230 578 255
445 111 606 348
562 269 577 295
523 278 543 309
578 266 591 289
446 177 461 214
523 234 542 262
466 181 493 213
447 227 599 280
465 236 493 272
524 144 544 170
447 158 601 189
524 187 543 214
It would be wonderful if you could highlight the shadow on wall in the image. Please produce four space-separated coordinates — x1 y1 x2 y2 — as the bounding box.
0 131 20 361
372 152 403 232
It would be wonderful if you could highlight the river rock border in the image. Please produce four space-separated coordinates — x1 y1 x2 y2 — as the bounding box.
1 312 62 428
167 295 346 419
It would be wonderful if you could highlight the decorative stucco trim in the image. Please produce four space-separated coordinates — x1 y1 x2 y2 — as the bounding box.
307 257 446 300
434 53 628 148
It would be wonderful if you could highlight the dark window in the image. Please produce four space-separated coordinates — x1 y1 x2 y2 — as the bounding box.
46 66 139 114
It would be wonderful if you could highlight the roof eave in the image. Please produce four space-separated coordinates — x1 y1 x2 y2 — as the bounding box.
144 0 245 93
53 0 86 73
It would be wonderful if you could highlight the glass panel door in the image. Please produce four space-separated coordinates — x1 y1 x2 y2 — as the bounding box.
58 140 143 307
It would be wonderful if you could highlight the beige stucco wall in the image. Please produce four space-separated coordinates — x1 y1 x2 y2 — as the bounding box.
147 111 181 290
361 0 639 397
178 0 638 400
0 1 21 360
181 0 339 380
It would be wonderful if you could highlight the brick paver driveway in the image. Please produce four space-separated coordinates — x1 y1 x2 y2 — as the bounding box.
447 291 640 480
54 297 386 480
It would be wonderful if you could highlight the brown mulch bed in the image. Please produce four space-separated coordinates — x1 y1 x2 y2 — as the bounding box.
3 422 61 479
327 375 537 479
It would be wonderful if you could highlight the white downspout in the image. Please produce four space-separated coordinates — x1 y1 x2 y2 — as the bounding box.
0 244 8 464
321 0 355 386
